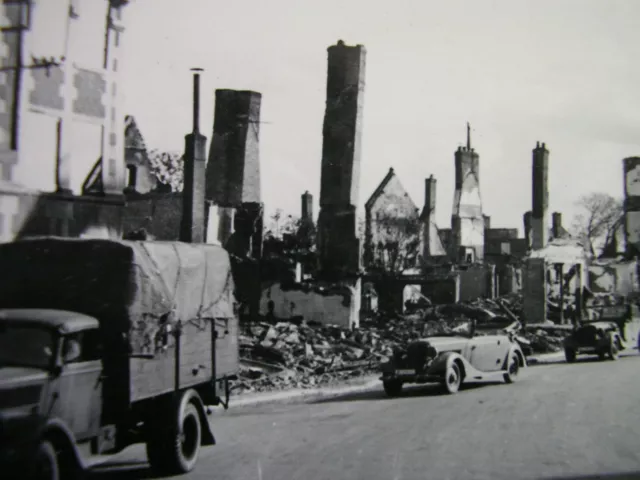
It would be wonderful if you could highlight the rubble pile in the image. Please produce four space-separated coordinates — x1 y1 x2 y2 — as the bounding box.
234 314 478 396
232 292 575 396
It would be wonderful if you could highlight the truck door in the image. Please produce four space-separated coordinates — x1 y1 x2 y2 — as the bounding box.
50 329 103 441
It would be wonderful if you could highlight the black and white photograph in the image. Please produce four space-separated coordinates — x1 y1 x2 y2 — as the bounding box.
0 1 639 479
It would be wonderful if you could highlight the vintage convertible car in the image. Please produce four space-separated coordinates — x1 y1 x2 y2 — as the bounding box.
379 321 527 397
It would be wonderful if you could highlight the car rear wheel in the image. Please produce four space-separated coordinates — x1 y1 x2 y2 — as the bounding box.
503 352 520 383
565 347 576 363
383 379 403 397
443 362 461 394
608 336 620 361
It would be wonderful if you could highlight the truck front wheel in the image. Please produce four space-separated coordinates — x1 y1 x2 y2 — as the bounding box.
33 440 59 480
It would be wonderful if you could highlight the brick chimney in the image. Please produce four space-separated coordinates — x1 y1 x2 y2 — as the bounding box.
424 175 436 213
531 141 549 250
301 190 313 221
422 175 437 258
552 212 562 239
180 69 207 243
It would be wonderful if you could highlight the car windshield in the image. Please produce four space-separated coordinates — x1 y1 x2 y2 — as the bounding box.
424 320 474 337
0 322 56 369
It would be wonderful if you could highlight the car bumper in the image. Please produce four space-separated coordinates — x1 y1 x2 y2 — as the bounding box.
380 371 443 384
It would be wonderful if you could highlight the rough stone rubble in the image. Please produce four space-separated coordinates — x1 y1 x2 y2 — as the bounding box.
232 292 572 396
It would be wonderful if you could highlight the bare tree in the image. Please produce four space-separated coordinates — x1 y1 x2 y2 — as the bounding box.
147 149 184 192
571 193 623 256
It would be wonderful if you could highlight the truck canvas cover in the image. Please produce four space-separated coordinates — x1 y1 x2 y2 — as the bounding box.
0 237 236 356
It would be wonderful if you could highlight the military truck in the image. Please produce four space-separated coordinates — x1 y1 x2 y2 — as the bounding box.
0 237 239 479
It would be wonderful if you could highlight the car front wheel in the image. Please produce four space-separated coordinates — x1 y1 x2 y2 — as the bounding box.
443 362 462 394
608 336 620 361
565 347 576 363
383 379 403 397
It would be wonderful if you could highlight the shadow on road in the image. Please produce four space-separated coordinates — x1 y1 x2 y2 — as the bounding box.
310 380 504 404
537 471 640 480
530 352 639 367
88 461 163 480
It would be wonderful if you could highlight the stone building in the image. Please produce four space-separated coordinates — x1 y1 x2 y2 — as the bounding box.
0 0 130 241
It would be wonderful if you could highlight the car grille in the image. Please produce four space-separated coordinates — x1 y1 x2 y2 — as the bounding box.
574 327 601 346
402 342 431 373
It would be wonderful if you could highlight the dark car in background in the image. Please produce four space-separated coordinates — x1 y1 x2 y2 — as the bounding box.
564 302 640 362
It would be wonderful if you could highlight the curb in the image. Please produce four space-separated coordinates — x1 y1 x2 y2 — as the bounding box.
218 353 570 410
219 375 382 409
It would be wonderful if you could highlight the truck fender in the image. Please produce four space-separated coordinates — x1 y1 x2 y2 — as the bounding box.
502 346 527 370
179 389 215 446
38 418 86 473
427 352 466 380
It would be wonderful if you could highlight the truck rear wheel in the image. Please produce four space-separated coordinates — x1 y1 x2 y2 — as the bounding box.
33 440 59 480
170 403 202 473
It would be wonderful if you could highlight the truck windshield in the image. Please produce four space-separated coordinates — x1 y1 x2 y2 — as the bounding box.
0 322 55 369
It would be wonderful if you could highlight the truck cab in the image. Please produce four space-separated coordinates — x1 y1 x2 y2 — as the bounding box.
0 309 104 479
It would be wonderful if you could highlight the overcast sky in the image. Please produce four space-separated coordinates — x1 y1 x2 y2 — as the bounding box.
120 0 640 233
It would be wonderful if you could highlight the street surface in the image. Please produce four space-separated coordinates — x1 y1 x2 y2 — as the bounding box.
92 354 640 480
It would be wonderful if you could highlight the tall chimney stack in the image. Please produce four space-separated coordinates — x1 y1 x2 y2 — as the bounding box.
180 68 207 243
524 211 532 247
421 175 437 259
301 190 313 221
531 142 549 250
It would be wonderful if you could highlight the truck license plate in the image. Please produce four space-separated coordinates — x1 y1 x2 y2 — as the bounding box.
396 369 414 375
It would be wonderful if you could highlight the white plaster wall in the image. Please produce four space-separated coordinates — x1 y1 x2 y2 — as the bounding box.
459 217 484 248
206 204 234 245
13 0 118 195
260 282 360 328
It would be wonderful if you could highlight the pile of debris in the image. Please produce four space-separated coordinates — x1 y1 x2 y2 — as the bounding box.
232 293 573 396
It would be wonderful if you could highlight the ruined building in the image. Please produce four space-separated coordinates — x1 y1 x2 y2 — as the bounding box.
364 167 420 272
206 89 263 256
0 0 129 241
450 123 484 263
123 86 264 260
123 116 161 195
317 40 366 276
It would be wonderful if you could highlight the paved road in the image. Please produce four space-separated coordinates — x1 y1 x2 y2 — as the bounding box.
92 354 640 480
